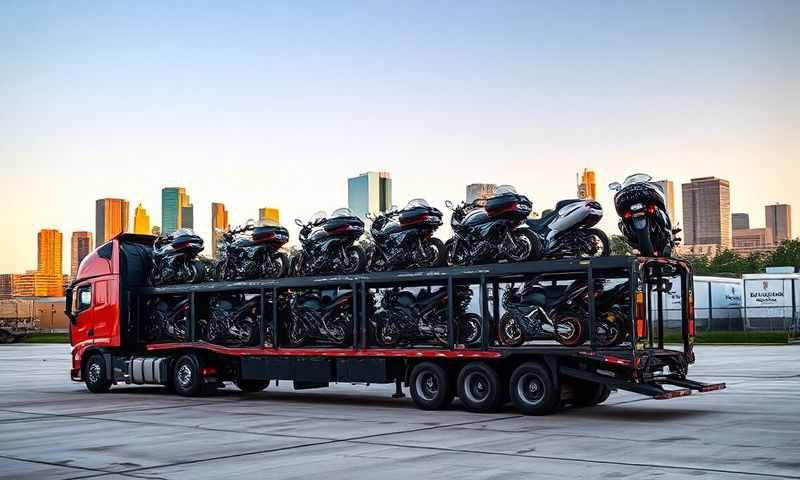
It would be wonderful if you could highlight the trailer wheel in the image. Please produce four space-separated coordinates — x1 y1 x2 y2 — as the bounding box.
573 381 611 407
509 362 559 415
173 354 204 397
457 362 504 413
84 354 112 393
409 362 453 410
235 379 270 393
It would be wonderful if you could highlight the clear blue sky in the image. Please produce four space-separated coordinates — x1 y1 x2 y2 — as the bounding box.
1 1 798 272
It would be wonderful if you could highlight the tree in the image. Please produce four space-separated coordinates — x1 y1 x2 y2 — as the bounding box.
768 239 800 268
610 235 633 256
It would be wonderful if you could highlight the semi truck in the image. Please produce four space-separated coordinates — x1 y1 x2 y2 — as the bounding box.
66 234 724 415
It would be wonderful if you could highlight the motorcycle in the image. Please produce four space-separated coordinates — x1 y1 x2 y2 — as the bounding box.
205 293 261 346
214 221 290 281
373 285 482 346
609 174 678 257
496 280 588 347
144 296 190 342
445 185 542 266
562 279 630 348
367 199 446 271
286 289 355 346
290 208 366 276
150 228 205 285
526 199 609 258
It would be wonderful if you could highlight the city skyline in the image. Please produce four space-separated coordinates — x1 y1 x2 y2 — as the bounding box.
1 2 798 271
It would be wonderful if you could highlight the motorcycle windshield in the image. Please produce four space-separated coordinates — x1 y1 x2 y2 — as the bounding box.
493 185 517 196
622 173 653 187
330 208 353 218
309 210 327 223
405 198 430 209
173 228 197 238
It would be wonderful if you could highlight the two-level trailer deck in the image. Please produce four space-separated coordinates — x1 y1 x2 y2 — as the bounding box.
67 234 724 414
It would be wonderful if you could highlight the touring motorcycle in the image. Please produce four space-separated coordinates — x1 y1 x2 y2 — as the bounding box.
609 174 678 257
205 293 261 346
367 199 446 271
214 221 290 281
150 228 205 285
445 185 542 265
144 297 190 342
290 209 366 276
286 289 355 346
372 285 482 346
526 199 609 258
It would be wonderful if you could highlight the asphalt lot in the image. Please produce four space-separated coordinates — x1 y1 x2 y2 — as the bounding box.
0 345 797 480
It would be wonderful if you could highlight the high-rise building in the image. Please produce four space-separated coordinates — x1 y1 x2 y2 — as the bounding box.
70 232 93 280
765 203 792 244
577 169 596 200
0 274 13 299
732 213 750 231
37 229 63 276
348 172 392 219
211 203 229 259
258 207 280 225
96 198 129 247
733 227 774 254
681 177 731 249
466 183 497 203
161 187 192 234
654 180 676 223
11 271 63 297
133 203 151 234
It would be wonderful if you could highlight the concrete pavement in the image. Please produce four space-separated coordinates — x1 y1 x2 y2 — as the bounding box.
0 344 798 479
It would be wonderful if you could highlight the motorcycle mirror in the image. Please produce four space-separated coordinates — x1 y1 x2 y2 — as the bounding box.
608 182 622 191
294 218 304 227
444 200 454 210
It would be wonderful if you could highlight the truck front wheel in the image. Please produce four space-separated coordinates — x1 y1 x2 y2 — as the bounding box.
509 362 559 415
173 354 204 397
84 354 112 393
409 362 453 410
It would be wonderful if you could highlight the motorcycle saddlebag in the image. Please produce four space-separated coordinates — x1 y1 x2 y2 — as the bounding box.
253 225 290 245
485 194 532 220
399 207 443 227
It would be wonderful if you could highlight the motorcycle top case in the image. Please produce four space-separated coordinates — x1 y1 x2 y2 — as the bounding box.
614 184 667 216
252 225 290 245
324 215 365 235
398 206 443 227
485 193 532 221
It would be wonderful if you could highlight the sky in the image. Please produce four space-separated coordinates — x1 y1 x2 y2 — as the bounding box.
1 1 798 273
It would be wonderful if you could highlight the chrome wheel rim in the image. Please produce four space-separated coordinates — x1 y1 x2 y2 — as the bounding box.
177 364 193 388
517 373 545 405
415 372 440 401
88 363 101 384
509 235 532 262
464 372 491 404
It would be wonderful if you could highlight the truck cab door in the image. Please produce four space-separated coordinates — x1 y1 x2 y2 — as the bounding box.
69 283 94 346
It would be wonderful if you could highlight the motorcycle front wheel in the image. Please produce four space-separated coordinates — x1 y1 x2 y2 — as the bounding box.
498 313 525 347
418 238 447 268
264 252 289 278
186 260 205 284
458 313 483 345
583 228 610 257
553 313 586 347
445 238 468 266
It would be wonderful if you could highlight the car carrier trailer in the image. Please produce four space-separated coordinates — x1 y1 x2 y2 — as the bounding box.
66 234 724 415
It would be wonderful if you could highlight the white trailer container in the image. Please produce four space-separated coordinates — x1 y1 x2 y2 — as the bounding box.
742 273 800 332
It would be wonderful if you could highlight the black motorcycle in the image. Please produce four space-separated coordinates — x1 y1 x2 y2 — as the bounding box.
526 199 609 258
609 174 678 257
286 289 355 346
373 285 482 347
214 221 290 281
144 297 190 342
445 185 542 266
497 280 588 347
290 209 366 276
205 293 261 346
150 228 205 285
560 279 630 348
367 199 446 271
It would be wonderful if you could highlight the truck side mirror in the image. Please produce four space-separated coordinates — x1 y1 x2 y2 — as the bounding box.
608 182 622 191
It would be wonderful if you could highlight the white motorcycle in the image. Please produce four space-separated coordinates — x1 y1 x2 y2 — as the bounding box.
526 199 609 258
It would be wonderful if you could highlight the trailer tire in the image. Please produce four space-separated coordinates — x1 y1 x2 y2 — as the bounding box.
457 362 504 413
574 381 611 407
235 379 270 393
173 354 204 397
409 362 453 410
84 354 112 393
509 362 559 415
